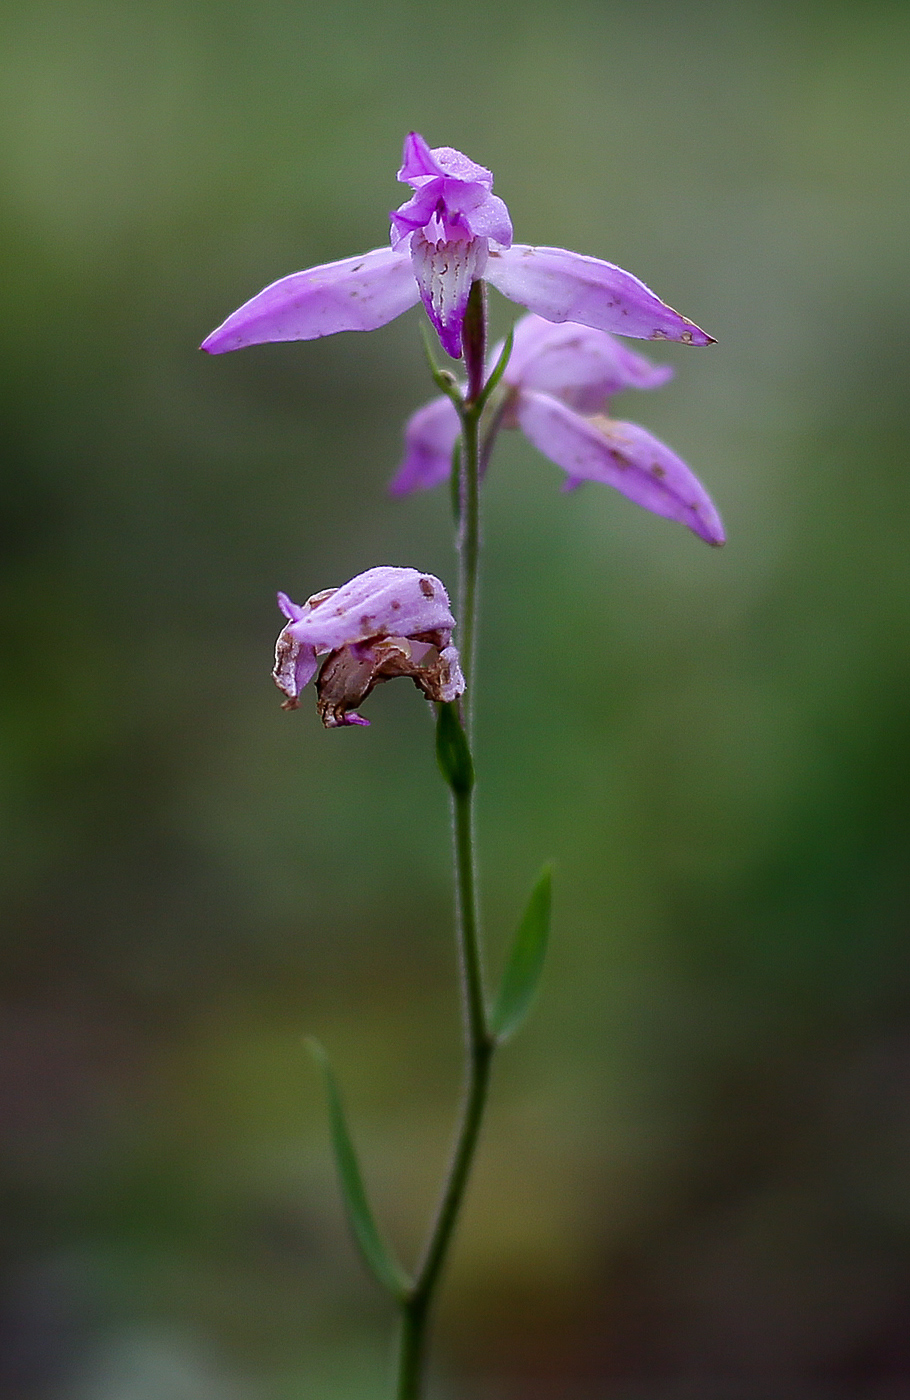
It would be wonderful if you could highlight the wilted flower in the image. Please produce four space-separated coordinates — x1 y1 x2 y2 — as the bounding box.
273 566 465 727
391 314 725 546
202 133 713 363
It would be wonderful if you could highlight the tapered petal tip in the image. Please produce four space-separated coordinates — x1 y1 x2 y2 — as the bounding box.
329 711 371 728
650 325 717 348
398 131 434 181
487 246 715 347
200 328 231 354
684 507 726 547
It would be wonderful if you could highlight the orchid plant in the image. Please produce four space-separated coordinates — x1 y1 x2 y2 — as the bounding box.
203 132 722 1400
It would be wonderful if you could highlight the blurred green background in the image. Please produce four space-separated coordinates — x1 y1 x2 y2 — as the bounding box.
3 0 910 1395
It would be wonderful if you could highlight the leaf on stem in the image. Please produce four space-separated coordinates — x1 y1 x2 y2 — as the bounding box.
475 327 514 414
490 865 552 1043
306 1039 411 1299
435 701 474 795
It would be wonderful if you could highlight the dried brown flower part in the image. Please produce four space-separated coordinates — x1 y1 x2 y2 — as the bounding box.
273 567 465 727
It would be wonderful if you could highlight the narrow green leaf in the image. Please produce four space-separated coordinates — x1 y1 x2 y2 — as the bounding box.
474 327 514 413
491 866 553 1043
306 1039 411 1298
435 702 474 795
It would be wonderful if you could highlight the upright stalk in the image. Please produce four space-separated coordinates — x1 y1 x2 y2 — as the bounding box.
456 280 486 698
396 281 494 1400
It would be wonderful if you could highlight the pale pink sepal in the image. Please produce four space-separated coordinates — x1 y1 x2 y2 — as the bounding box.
484 245 715 346
201 247 419 353
390 396 461 495
502 315 674 412
516 390 725 545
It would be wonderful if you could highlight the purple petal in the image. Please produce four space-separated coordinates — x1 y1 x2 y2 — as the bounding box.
409 233 488 359
390 396 461 495
392 142 509 249
502 314 674 412
277 590 304 622
429 146 495 188
398 132 441 183
515 390 725 545
441 184 512 246
390 184 444 246
398 133 494 189
484 246 715 346
201 247 419 353
286 566 457 652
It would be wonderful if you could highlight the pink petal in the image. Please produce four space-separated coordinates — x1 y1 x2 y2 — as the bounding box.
429 145 495 188
390 396 461 495
201 247 419 353
442 184 512 246
392 139 510 248
484 246 715 346
390 183 444 246
502 314 674 412
515 390 725 545
398 133 494 189
286 566 457 653
398 132 442 183
277 590 304 622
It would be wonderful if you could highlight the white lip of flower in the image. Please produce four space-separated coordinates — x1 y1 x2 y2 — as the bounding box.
272 566 465 728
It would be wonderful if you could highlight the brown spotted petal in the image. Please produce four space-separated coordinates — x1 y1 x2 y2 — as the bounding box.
272 566 465 724
515 390 725 545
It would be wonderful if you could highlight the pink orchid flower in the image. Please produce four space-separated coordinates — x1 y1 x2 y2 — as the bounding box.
202 133 714 363
391 314 724 546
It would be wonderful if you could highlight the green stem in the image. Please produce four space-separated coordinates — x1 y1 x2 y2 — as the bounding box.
395 280 493 1400
396 1296 427 1400
397 776 493 1399
457 409 481 700
456 280 486 698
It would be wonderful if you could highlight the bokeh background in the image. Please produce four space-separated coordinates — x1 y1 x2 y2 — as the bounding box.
3 0 910 1396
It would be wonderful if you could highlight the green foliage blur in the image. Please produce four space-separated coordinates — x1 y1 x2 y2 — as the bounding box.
2 0 910 1395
